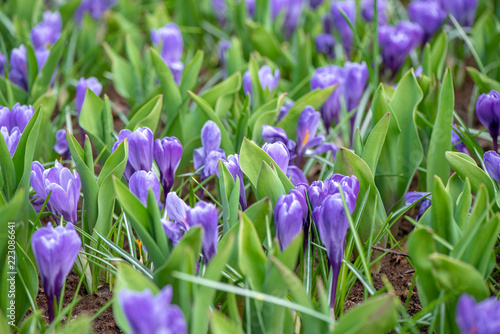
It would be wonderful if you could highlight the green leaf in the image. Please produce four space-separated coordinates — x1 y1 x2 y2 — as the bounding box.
427 69 454 190
467 67 500 94
430 31 448 78
361 112 390 174
125 95 163 133
256 161 286 205
331 295 399 334
246 20 283 61
238 212 267 291
78 90 111 159
430 176 460 252
180 50 204 99
103 43 137 103
201 72 242 109
210 312 245 334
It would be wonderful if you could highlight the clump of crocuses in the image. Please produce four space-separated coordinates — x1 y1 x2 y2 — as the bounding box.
476 90 500 151
151 23 184 84
118 285 187 334
0 103 34 157
31 161 81 224
455 293 500 334
194 121 226 180
31 223 81 322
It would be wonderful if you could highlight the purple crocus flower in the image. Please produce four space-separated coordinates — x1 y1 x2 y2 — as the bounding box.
162 218 184 246
129 171 161 206
452 125 469 155
112 127 154 181
118 285 187 334
31 223 81 322
9 45 49 91
296 106 323 162
408 1 446 43
76 77 103 115
322 13 334 34
277 101 294 122
315 33 335 59
316 193 350 308
476 91 500 151
484 151 500 185
243 65 280 104
53 129 69 158
261 124 296 155
246 0 256 17
186 201 219 263
404 191 431 220
154 136 183 194
344 61 369 112
287 165 309 186
456 294 500 334
151 23 184 84
331 0 356 56
378 21 424 72
275 192 305 250
0 52 5 75
262 142 290 172
74 0 117 24
361 0 388 23
311 65 344 131
30 161 81 224
1 127 21 157
309 0 323 9
212 0 227 25
440 0 478 27
193 121 226 180
165 192 190 231
31 11 62 50
271 0 304 38
216 154 247 210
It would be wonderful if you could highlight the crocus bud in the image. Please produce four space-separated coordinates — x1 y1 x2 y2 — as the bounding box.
31 161 81 224
277 101 294 122
201 120 221 153
344 62 369 112
162 218 184 246
378 21 423 72
118 285 187 334
315 34 335 59
1 127 21 157
404 191 431 220
456 293 500 334
0 52 5 75
361 0 388 23
484 151 500 185
129 171 161 206
408 1 446 43
271 0 304 38
440 0 478 27
165 192 190 231
476 91 500 151
113 127 154 180
53 129 70 157
31 223 81 322
262 142 290 172
9 45 49 91
287 165 309 186
216 154 247 209
243 65 280 104
193 121 226 180
204 149 226 179
31 11 62 50
0 103 35 132
151 23 184 84
186 201 219 263
316 193 349 308
296 106 323 161
154 136 183 193
308 180 328 210
310 65 344 131
331 0 356 56
328 174 359 213
74 0 117 24
76 77 102 115
275 193 305 250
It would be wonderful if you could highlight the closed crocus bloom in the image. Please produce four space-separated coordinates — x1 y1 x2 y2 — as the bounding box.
262 124 289 144
328 174 359 213
76 77 102 115
216 154 247 209
316 193 350 308
165 192 190 230
331 0 356 55
308 180 328 210
1 127 21 157
151 23 184 84
74 0 116 24
31 11 62 50
476 91 500 151
440 0 478 27
9 45 29 90
378 22 423 72
287 165 309 186
119 285 187 334
113 127 154 180
456 294 500 334
277 101 294 122
204 149 226 179
275 193 305 250
361 0 387 23
243 65 280 103
0 52 6 76
186 201 219 263
53 129 69 157
311 65 344 131
404 191 431 220
162 218 184 246
408 1 446 43
484 151 500 185
193 121 226 179
344 62 368 112
201 120 221 153
31 223 81 322
262 142 290 172
129 171 161 206
154 136 183 193
296 106 323 161
7 103 35 132
315 33 335 59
